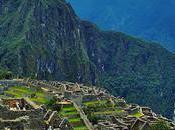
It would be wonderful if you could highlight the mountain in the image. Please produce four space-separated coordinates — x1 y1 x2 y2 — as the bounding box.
0 0 96 84
0 0 175 119
67 0 175 52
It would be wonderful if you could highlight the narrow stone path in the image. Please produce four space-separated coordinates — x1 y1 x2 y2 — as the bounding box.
73 101 94 130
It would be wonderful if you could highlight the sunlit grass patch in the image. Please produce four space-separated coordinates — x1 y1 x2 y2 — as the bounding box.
128 111 144 118
3 86 53 104
69 118 81 123
59 105 87 129
73 125 89 130
83 100 108 107
62 106 77 112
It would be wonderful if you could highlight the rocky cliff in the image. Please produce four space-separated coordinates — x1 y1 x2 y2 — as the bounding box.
0 0 97 84
0 0 175 118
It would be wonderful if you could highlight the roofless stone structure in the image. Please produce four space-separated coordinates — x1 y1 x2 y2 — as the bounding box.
0 79 174 130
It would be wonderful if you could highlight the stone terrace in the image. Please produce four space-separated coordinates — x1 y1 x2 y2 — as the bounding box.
0 79 175 130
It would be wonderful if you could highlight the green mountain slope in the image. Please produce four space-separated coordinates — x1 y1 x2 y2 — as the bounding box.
0 0 175 118
68 0 175 52
0 0 96 83
82 21 175 118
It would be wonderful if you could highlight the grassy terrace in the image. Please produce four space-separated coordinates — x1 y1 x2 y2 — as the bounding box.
2 86 53 104
82 99 131 124
93 108 125 115
83 100 107 106
83 99 144 123
83 99 121 111
128 111 144 118
60 104 88 130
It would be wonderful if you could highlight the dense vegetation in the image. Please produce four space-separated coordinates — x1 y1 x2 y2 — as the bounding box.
82 22 175 118
0 0 175 119
68 0 175 52
0 69 13 79
149 120 171 130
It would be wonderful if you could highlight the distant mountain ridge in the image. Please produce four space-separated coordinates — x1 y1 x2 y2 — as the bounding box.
67 0 175 52
0 0 175 119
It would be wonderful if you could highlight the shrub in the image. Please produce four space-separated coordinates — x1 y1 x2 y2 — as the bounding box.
0 70 13 79
149 120 170 130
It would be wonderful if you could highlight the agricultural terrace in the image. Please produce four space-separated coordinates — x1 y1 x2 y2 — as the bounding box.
59 103 88 130
1 85 53 105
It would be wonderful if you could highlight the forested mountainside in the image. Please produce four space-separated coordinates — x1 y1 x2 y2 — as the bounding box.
68 0 175 52
0 0 175 119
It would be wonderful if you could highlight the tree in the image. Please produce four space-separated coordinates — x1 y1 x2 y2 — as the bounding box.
0 70 13 79
149 120 170 130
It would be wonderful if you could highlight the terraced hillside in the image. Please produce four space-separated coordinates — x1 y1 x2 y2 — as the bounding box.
0 79 174 130
1 0 175 119
59 102 88 130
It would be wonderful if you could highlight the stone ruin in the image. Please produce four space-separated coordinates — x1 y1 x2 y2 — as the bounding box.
0 97 72 130
1 79 175 130
1 98 38 111
0 98 45 129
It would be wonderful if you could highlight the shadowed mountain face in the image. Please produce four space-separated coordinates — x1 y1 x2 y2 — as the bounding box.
1 0 175 119
67 0 175 52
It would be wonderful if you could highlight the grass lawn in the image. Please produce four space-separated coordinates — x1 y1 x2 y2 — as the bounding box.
69 118 81 123
83 100 108 106
94 110 115 115
128 111 144 118
3 86 52 104
73 125 89 130
115 108 125 113
61 111 79 116
62 106 77 112
93 109 124 115
60 105 87 130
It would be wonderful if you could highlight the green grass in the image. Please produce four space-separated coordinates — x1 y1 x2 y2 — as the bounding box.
62 106 77 112
5 90 21 97
73 126 89 130
83 100 108 106
69 118 81 123
128 111 144 118
60 105 79 117
82 99 129 125
5 86 32 94
30 97 50 104
93 109 124 115
0 85 4 88
93 110 114 115
60 105 87 129
61 111 79 116
3 86 52 104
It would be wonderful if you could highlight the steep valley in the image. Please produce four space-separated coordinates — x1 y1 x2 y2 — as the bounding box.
0 0 175 119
